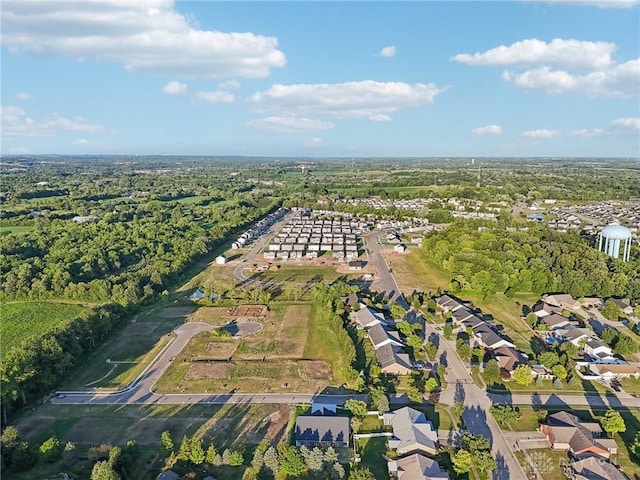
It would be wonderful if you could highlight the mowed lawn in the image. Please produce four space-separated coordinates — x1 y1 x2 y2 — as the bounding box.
0 225 35 234
251 265 357 284
1 302 87 354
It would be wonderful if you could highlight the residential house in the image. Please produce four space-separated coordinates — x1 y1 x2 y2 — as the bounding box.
541 313 572 331
459 315 485 331
531 364 554 379
571 456 628 480
215 255 227 265
368 323 405 350
584 339 613 360
383 407 439 456
435 295 467 313
581 297 603 309
588 363 639 380
532 302 564 318
348 260 367 271
394 244 407 253
352 307 385 329
543 294 581 311
491 347 528 375
388 453 450 480
451 307 476 324
295 412 350 448
557 326 594 347
473 324 515 349
376 344 413 375
609 298 634 316
540 411 615 459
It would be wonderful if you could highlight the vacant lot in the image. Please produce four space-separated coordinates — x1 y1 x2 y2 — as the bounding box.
13 403 291 480
188 306 233 326
251 265 356 284
1 302 87 354
155 302 338 393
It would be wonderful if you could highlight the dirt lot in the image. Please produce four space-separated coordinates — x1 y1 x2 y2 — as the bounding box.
298 360 332 379
188 306 232 326
191 341 237 360
186 362 232 379
227 304 269 317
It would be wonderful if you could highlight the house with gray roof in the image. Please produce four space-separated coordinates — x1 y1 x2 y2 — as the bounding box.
295 413 350 448
368 324 405 350
388 453 450 480
571 456 628 480
540 411 615 459
473 324 515 349
383 407 438 455
376 344 413 375
351 307 385 329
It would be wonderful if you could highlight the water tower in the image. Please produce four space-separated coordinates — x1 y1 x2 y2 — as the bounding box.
598 223 632 261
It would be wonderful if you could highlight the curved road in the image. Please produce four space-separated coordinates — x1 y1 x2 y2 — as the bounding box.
53 321 365 406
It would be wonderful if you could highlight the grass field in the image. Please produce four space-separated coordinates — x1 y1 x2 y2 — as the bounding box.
356 437 390 480
1 302 87 354
0 225 35 234
175 195 210 204
155 302 341 393
251 265 357 284
13 403 291 480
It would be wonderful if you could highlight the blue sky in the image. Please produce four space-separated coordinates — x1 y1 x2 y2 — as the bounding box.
1 0 639 157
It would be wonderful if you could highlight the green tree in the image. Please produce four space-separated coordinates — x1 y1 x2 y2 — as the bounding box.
484 359 501 384
189 437 205 465
424 377 439 393
632 431 640 458
91 460 121 480
452 401 465 428
474 449 497 473
552 364 567 381
160 430 174 454
601 410 626 436
451 449 473 474
348 467 376 480
425 341 438 360
526 312 538 328
389 302 406 320
614 334 638 355
332 462 346 479
601 328 619 346
279 446 306 476
344 399 368 418
406 385 423 403
538 351 560 369
229 450 244 466
205 445 218 466
443 324 453 339
512 364 533 386
176 435 191 461
11 441 37 472
457 342 471 361
602 299 624 321
490 404 520 426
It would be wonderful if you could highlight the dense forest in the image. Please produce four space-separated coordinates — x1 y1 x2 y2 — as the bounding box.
422 221 640 301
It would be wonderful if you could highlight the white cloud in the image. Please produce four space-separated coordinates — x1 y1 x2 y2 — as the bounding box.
248 80 444 119
452 38 615 70
522 0 639 8
72 138 90 145
472 124 503 136
1 0 286 78
369 114 392 122
1 105 109 138
194 90 235 104
15 92 33 100
503 59 639 97
610 116 640 130
247 116 334 133
306 137 323 147
569 128 605 137
218 80 241 90
521 128 560 138
163 81 187 95
379 46 397 57
7 146 29 153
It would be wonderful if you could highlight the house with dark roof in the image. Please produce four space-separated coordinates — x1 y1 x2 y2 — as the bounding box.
351 306 385 329
532 301 564 318
571 456 628 480
383 407 438 456
295 413 350 448
451 307 476 324
543 294 581 310
584 339 613 360
376 344 413 375
540 411 615 459
387 453 450 480
368 323 405 350
460 315 485 330
435 295 466 313
541 313 572 331
473 324 515 349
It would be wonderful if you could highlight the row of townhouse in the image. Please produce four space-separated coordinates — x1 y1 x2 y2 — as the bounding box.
436 295 551 379
231 207 288 249
350 304 414 375
533 295 639 381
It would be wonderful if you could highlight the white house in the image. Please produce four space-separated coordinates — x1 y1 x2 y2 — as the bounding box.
215 255 227 265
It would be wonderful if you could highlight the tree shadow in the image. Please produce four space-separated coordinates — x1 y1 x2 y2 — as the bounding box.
492 451 510 480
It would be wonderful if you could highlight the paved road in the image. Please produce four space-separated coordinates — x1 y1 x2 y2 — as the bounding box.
430 322 528 480
232 211 295 283
53 320 366 406
363 230 409 308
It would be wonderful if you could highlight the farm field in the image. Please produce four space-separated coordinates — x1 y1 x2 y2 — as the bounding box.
1 302 87 354
13 403 291 480
154 302 342 393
